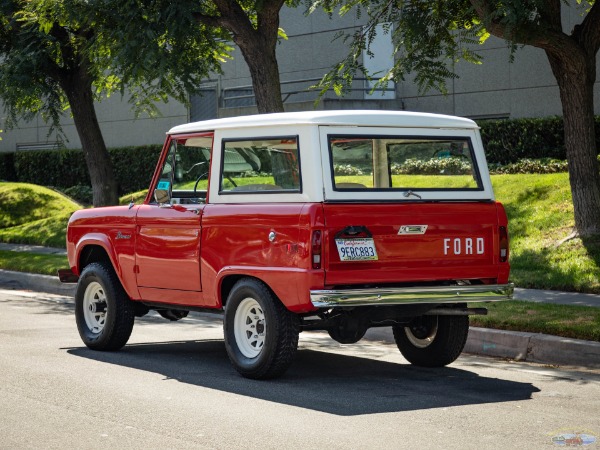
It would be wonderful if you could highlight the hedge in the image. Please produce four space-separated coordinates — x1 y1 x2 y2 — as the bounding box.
1 145 162 195
479 116 600 164
0 152 16 181
0 115 598 193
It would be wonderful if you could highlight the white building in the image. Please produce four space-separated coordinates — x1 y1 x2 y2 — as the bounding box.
1 5 598 153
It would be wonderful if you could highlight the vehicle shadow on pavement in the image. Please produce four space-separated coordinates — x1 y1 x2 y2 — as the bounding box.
67 339 540 416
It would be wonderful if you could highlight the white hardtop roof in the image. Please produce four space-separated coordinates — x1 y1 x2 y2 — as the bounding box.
168 110 478 135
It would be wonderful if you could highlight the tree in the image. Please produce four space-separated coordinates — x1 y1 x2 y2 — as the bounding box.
0 0 229 206
314 0 600 238
192 0 298 113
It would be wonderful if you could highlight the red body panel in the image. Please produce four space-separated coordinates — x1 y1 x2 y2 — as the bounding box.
322 202 508 286
136 204 203 294
66 199 509 312
67 206 141 300
200 203 320 311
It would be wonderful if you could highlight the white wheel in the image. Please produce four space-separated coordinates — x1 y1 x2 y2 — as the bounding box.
234 297 266 358
224 278 299 379
75 262 135 351
404 316 438 348
82 281 107 334
393 315 469 367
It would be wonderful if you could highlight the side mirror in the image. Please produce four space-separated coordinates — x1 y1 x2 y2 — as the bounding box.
154 189 170 204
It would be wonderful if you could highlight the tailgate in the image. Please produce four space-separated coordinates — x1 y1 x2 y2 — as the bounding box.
323 202 501 286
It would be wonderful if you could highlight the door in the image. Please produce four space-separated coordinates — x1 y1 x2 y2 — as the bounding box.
135 204 203 292
134 132 213 298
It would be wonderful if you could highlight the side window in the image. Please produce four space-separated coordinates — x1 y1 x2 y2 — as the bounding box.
154 141 177 202
219 137 301 193
154 135 213 204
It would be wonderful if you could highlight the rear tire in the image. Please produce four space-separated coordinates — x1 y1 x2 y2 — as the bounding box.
75 262 135 351
393 315 469 367
224 278 299 379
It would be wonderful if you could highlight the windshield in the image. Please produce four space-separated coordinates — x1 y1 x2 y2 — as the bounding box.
328 135 482 191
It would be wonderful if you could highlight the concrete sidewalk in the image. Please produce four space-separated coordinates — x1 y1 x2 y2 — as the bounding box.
0 267 599 369
0 242 67 255
0 242 599 369
2 241 599 308
514 287 600 308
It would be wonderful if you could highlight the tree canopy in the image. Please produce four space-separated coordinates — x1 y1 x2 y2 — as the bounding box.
0 0 231 131
192 0 301 113
0 0 231 205
314 0 600 238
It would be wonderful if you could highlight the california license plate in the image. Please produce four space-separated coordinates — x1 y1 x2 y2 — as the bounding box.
335 238 378 261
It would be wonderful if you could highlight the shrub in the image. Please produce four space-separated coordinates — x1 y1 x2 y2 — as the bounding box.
0 152 16 181
14 149 89 188
61 185 94 205
488 158 569 174
109 145 162 194
479 116 600 164
392 157 473 175
334 164 364 176
10 145 162 195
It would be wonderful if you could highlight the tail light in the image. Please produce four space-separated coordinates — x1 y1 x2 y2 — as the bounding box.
499 226 509 263
311 230 322 269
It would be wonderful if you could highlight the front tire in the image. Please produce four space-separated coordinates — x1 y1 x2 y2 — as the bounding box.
393 315 469 367
224 278 299 379
75 262 135 351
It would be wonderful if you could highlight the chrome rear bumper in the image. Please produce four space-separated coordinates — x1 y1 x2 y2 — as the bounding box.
310 283 514 308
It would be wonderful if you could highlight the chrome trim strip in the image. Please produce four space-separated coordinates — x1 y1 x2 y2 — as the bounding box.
310 283 514 308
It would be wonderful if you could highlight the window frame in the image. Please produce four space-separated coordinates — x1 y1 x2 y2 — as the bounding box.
146 132 214 206
218 135 303 195
327 134 484 193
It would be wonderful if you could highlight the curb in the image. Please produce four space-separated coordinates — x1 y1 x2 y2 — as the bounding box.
465 327 600 368
364 324 600 369
0 269 76 297
1 269 599 369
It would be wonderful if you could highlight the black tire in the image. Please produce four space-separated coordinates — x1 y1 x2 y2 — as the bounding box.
392 315 469 367
75 262 135 351
223 278 299 379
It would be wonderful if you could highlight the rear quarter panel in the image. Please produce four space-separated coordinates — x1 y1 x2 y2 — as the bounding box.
200 203 324 312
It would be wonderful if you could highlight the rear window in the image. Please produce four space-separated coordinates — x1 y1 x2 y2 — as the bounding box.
219 137 301 193
329 135 482 191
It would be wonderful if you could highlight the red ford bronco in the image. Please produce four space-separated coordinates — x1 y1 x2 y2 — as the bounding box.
61 110 513 379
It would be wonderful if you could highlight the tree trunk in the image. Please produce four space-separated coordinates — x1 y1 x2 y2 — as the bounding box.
236 34 284 113
546 51 600 237
59 69 119 207
212 0 285 114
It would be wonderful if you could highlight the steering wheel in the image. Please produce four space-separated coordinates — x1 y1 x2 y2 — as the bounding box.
193 172 208 195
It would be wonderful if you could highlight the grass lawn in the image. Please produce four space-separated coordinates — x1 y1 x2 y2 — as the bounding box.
0 249 68 276
0 178 598 340
492 173 600 294
0 182 80 248
1 175 600 293
471 300 600 341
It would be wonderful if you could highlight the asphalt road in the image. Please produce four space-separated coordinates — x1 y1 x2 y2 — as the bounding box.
1 289 599 449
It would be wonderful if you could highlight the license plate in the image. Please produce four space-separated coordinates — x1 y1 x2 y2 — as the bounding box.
335 238 378 261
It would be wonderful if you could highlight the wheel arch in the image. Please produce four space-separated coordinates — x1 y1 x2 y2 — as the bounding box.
79 244 112 272
215 267 307 312
219 274 279 310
